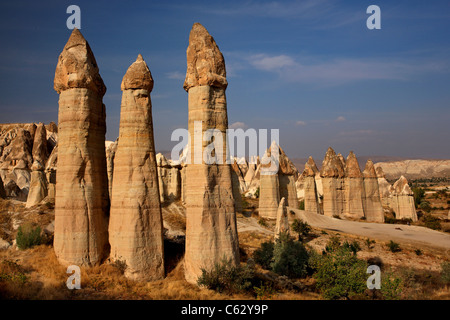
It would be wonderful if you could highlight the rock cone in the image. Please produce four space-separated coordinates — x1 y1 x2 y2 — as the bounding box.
109 55 165 281
53 29 110 266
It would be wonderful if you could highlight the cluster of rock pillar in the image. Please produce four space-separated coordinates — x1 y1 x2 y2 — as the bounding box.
259 143 299 220
53 25 239 283
302 147 384 222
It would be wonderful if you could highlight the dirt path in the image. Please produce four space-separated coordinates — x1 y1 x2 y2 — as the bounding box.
290 208 450 252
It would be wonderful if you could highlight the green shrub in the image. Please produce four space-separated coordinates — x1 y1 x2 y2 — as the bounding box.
422 214 441 230
298 200 305 210
312 245 367 300
0 260 29 285
387 240 401 253
16 224 42 250
253 241 274 270
253 283 276 300
414 249 422 256
258 218 268 227
271 232 309 278
365 238 376 250
325 236 342 253
342 240 361 255
381 272 403 300
418 201 432 213
412 187 425 207
441 261 450 284
291 219 311 241
197 258 256 294
254 187 260 198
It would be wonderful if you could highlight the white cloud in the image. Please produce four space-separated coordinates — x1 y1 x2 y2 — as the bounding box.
336 116 346 122
296 120 307 126
166 71 185 80
229 121 248 130
250 54 297 71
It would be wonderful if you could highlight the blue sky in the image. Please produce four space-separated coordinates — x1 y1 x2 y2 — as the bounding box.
0 0 449 161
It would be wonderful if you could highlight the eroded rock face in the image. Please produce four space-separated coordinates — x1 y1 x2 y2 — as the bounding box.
53 29 110 266
278 146 299 211
156 153 181 203
0 176 5 198
231 160 244 213
183 23 239 284
376 167 392 207
320 147 345 217
390 175 418 222
109 55 164 281
25 160 48 208
343 151 365 219
302 157 321 214
259 145 281 219
274 197 289 240
362 160 384 222
32 123 48 165
105 139 118 198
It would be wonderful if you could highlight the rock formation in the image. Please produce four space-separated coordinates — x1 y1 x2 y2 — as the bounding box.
274 197 289 240
231 160 244 213
376 166 392 207
343 151 365 219
259 144 281 219
390 175 418 222
278 146 299 211
31 123 48 165
183 23 239 284
156 153 182 203
105 139 118 198
362 160 385 222
320 147 345 217
53 29 110 266
109 54 165 281
25 160 48 207
302 157 321 214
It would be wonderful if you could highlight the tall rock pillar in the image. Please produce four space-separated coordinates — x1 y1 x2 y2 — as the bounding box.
320 147 345 217
362 160 385 222
53 29 110 266
343 151 365 219
109 55 165 281
303 157 321 214
183 23 239 284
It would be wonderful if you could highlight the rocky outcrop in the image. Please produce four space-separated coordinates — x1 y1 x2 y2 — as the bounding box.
390 176 418 222
183 23 239 284
320 147 345 217
156 153 182 203
31 123 48 165
274 197 289 240
109 55 165 281
278 146 299 211
362 160 384 222
105 139 118 198
374 160 450 180
343 151 365 219
231 160 244 213
53 29 110 266
302 157 321 214
376 167 392 207
259 144 281 219
25 160 48 207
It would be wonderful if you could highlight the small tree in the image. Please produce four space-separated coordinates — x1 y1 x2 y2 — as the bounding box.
312 244 367 300
271 232 309 278
291 219 311 241
16 224 42 250
253 241 274 270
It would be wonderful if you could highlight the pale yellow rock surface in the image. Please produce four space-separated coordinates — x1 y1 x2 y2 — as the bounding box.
109 55 164 281
302 157 321 214
31 123 48 165
274 197 289 240
25 160 48 208
53 29 110 266
390 175 418 222
320 147 345 217
343 151 365 219
183 23 239 284
362 160 385 222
